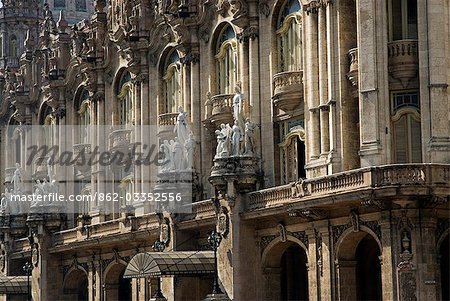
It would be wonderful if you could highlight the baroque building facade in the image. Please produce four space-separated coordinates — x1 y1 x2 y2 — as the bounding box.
0 0 448 300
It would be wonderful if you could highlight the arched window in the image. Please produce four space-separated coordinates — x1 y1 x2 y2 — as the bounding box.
9 35 17 57
163 50 181 113
391 91 421 163
277 0 302 72
215 25 237 94
116 71 133 126
388 0 418 41
279 120 306 184
77 89 90 144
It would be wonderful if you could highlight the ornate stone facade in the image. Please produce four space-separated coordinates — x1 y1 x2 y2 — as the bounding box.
0 0 448 300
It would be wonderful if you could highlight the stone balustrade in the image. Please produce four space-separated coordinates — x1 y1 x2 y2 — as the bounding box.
109 128 133 152
246 164 450 211
205 93 234 128
387 39 419 88
347 48 358 90
158 112 178 126
272 70 303 112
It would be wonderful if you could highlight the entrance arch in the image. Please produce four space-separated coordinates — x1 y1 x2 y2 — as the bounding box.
63 268 88 301
262 237 309 301
104 263 132 301
439 234 449 300
336 230 382 301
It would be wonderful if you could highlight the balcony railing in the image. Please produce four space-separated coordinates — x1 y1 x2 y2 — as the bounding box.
158 112 178 126
205 93 234 128
387 39 419 88
272 70 303 112
109 129 133 152
246 164 450 211
347 48 358 89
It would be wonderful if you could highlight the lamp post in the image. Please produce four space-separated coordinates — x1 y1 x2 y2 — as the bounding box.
151 240 166 299
207 230 223 294
22 261 32 301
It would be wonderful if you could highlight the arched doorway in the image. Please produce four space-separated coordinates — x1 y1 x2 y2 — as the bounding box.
262 239 309 301
63 269 88 301
337 231 382 301
440 234 449 301
280 245 308 301
104 263 132 301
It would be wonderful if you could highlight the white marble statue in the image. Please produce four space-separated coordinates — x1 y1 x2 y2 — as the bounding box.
231 120 242 156
185 133 195 170
232 85 244 129
47 156 54 183
11 163 22 194
159 140 173 172
244 118 257 155
172 137 184 170
174 106 190 145
215 124 232 159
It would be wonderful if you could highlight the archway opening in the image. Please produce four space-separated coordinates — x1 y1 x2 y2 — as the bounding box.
337 231 382 301
355 235 382 300
440 235 449 301
280 244 308 301
63 269 88 301
105 263 131 301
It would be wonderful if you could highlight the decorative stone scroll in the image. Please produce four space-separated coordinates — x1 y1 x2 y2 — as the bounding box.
332 217 381 245
259 229 308 254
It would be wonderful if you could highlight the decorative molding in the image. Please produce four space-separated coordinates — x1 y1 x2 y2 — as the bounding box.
237 26 258 42
259 229 308 254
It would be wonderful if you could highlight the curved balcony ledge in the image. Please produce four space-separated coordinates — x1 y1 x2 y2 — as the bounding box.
272 70 304 112
157 112 178 138
73 143 92 175
388 40 419 88
109 129 133 153
245 164 450 213
204 93 234 129
347 48 359 91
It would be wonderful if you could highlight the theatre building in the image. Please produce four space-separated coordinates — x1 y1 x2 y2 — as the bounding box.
0 0 448 300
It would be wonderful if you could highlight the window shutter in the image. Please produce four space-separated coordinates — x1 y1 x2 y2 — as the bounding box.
410 117 422 162
394 116 407 163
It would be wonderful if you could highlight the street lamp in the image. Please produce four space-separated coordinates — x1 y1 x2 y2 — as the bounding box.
151 240 166 298
207 230 223 294
22 261 32 301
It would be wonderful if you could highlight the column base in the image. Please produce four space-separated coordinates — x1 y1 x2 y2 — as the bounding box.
149 297 168 301
203 293 230 301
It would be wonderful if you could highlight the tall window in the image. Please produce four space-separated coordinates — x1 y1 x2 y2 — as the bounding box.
388 0 418 41
277 0 302 72
117 71 133 126
391 91 422 163
9 35 17 57
279 119 306 184
163 50 181 113
77 89 90 144
215 25 237 94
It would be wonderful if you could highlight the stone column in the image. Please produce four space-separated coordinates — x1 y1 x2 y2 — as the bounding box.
94 260 102 301
326 2 337 155
379 212 396 301
318 5 329 156
134 76 142 197
304 11 320 160
418 0 450 162
91 93 105 223
416 216 439 300
315 221 332 300
88 262 95 301
306 229 319 301
188 47 201 173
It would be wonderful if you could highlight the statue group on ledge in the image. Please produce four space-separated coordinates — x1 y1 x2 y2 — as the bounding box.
215 85 257 159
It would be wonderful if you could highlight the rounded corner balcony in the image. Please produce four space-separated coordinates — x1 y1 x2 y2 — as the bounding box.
388 40 419 88
72 143 92 175
109 128 133 154
347 48 359 92
204 93 234 129
272 70 304 113
157 112 178 138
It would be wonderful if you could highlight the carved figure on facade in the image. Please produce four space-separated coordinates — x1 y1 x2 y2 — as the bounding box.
214 123 232 158
11 163 22 195
174 106 190 146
